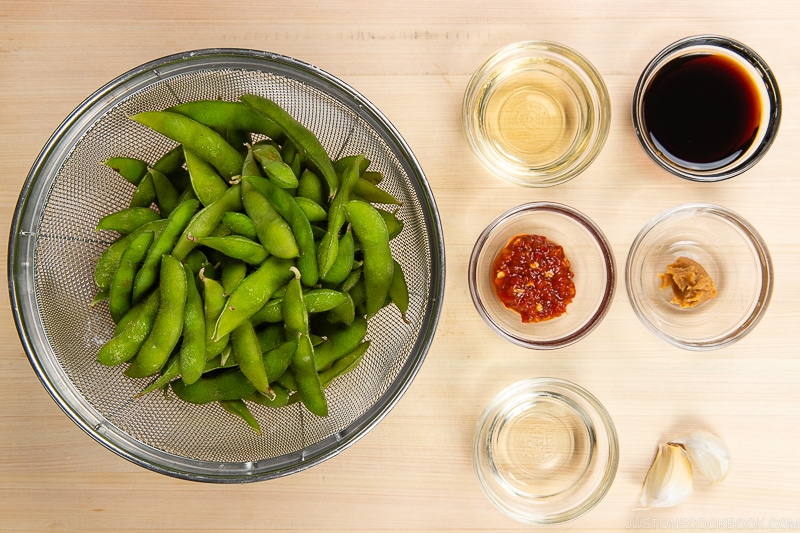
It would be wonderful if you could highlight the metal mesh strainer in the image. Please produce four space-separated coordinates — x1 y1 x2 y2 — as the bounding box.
9 49 445 482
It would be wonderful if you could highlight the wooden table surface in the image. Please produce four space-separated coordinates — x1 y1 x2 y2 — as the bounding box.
3 1 799 531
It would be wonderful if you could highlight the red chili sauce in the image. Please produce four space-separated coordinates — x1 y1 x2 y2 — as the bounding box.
492 234 576 323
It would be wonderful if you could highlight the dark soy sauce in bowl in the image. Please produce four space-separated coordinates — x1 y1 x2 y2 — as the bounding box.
642 53 763 171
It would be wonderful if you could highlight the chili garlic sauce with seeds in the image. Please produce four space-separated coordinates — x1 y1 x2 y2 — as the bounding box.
492 234 576 322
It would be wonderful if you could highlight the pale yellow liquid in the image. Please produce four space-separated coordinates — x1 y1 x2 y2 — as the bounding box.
481 67 581 168
491 394 594 497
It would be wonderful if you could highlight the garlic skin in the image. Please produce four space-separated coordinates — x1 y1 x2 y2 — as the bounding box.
640 443 694 508
672 431 731 484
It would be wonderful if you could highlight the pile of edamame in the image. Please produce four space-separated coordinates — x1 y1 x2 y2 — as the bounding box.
93 95 409 433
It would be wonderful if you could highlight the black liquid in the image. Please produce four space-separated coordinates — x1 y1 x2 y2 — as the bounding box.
643 53 762 170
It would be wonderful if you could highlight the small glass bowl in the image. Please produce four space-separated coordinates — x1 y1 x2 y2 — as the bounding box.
632 35 781 181
473 378 619 525
468 202 615 349
463 41 611 187
626 203 773 350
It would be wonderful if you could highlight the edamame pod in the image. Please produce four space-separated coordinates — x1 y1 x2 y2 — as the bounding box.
180 263 206 385
243 175 318 286
345 200 394 317
108 230 154 323
284 274 327 417
96 207 161 234
96 290 160 367
104 156 148 185
130 111 244 179
221 211 258 241
94 219 167 292
317 154 363 278
168 100 284 141
241 178 299 259
184 146 229 207
134 255 187 376
172 183 243 261
213 256 296 340
240 94 338 198
202 275 229 359
129 172 156 208
196 235 269 265
150 169 180 217
132 199 200 303
231 320 270 395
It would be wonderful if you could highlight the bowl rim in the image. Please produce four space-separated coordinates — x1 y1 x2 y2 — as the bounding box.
462 40 611 187
624 202 773 350
8 48 446 482
472 377 619 524
631 34 782 182
468 201 616 349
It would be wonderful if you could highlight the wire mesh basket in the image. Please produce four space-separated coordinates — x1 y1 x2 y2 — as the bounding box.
9 49 445 482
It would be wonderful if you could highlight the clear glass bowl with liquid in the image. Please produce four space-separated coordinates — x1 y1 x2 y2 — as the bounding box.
462 41 611 187
473 378 619 524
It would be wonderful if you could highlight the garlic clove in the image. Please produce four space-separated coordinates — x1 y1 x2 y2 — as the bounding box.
640 442 694 508
672 431 731 484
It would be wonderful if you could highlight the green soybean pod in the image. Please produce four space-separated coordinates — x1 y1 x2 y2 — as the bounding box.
324 292 355 326
104 156 149 185
352 178 401 206
221 211 258 241
256 323 285 353
333 154 371 176
262 339 297 383
171 369 256 404
184 146 229 207
250 298 284 325
231 320 269 395
242 144 263 177
180 263 206 385
202 275 229 359
130 111 244 179
96 290 160 367
240 94 338 198
293 197 327 223
296 169 325 207
132 199 200 303
168 100 285 141
152 144 186 176
321 226 355 285
150 168 181 217
197 235 268 265
220 259 247 295
94 219 167 292
244 384 289 408
96 207 161 234
213 256 296 340
283 275 327 417
318 154 363 279
129 172 156 208
319 341 371 388
252 142 298 189
362 170 384 185
244 175 317 286
241 178 299 259
219 400 261 434
345 200 394 317
134 255 187 377
388 259 410 323
108 230 154 323
377 208 404 240
172 183 244 261
313 316 368 371
135 355 180 399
